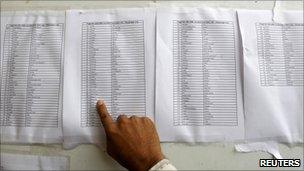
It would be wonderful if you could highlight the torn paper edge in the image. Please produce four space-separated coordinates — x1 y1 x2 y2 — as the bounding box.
235 141 283 159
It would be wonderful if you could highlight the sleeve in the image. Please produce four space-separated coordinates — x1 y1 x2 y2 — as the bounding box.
149 159 177 171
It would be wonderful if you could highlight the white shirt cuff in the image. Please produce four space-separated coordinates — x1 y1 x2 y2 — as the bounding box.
149 159 177 171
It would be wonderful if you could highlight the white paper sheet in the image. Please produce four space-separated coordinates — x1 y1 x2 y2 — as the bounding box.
63 8 155 148
238 10 303 143
0 153 69 170
155 7 244 142
0 11 65 143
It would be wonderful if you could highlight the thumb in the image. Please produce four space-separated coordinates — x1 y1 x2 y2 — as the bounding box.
96 100 114 131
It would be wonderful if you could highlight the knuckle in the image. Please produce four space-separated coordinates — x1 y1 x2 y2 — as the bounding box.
117 116 130 128
143 117 152 123
130 115 137 119
117 114 127 122
134 117 142 123
131 115 144 123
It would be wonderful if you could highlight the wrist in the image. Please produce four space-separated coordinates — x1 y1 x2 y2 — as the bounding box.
146 153 164 170
149 159 177 171
131 152 164 171
127 154 164 171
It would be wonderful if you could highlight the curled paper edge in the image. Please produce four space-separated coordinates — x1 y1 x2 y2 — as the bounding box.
235 141 283 159
272 0 282 23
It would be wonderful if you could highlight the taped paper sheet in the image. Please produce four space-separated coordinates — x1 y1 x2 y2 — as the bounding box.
63 8 155 149
0 11 65 144
237 10 303 143
155 7 244 142
0 153 69 170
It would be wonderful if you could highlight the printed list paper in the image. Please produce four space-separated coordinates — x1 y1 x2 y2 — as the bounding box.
238 10 303 143
0 11 65 143
156 8 244 142
63 8 155 148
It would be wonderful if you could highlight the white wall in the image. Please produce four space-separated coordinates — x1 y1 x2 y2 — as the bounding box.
1 1 303 170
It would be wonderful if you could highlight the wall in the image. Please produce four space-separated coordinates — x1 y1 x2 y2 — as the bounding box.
1 1 303 170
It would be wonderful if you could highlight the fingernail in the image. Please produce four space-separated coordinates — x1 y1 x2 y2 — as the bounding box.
97 99 104 106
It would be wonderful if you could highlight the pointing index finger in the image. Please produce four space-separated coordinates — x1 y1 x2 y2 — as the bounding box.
96 100 114 130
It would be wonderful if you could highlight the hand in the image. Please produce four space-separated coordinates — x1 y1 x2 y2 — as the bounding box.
96 100 164 171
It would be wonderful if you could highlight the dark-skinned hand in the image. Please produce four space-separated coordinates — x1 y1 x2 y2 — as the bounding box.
96 100 164 171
